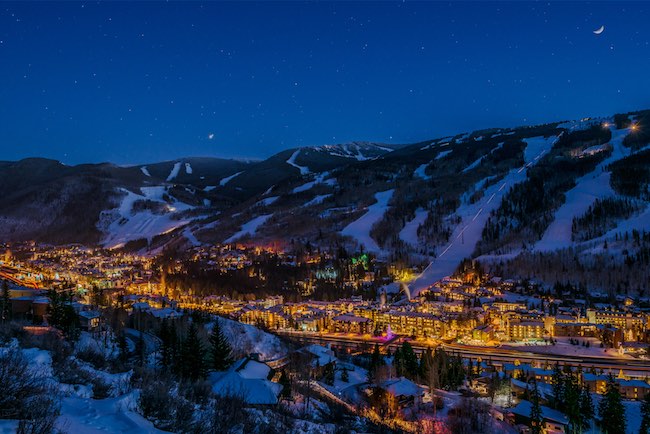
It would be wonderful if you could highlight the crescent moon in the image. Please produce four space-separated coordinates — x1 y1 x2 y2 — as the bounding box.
593 25 605 35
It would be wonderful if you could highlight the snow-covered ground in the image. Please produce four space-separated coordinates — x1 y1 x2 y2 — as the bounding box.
502 336 632 359
314 142 393 161
256 196 279 207
292 172 335 194
166 162 182 181
462 142 504 173
590 203 650 244
184 162 192 174
214 317 288 360
224 214 273 243
57 393 165 434
535 127 632 251
407 135 558 297
286 150 310 175
99 187 194 249
340 189 394 253
219 171 243 186
183 227 201 246
0 339 164 434
140 166 151 177
414 163 431 180
435 149 453 160
399 208 428 246
303 194 332 207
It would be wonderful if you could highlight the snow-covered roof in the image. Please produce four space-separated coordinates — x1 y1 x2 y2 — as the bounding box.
148 308 179 319
78 310 101 320
511 400 569 426
381 377 423 397
131 302 150 310
302 344 336 367
210 357 281 405
235 358 272 380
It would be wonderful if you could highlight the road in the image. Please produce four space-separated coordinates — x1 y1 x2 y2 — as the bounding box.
123 328 161 354
276 330 650 376
0 264 41 288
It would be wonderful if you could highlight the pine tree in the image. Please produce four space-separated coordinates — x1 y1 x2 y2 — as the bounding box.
181 322 207 381
278 369 291 400
118 331 129 363
563 372 583 432
580 384 595 430
393 347 404 377
47 289 80 340
323 362 335 386
158 319 172 369
401 342 419 379
367 343 385 383
135 332 146 367
341 366 349 383
552 363 565 406
209 319 234 371
640 392 650 434
530 380 543 434
1 280 11 323
598 375 626 434
420 348 438 390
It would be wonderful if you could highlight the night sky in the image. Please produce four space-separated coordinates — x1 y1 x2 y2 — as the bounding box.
1 1 649 165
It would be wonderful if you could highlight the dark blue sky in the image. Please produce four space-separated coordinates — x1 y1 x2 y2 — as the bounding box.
1 1 648 164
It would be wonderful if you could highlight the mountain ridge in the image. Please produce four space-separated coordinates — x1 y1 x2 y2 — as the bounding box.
2 109 650 293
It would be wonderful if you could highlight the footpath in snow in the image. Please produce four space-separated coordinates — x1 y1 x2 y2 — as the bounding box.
407 135 558 297
341 189 394 253
534 127 631 251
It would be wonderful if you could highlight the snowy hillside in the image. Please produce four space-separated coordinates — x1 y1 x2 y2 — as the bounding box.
98 186 196 249
408 134 559 297
535 126 631 251
2 109 649 295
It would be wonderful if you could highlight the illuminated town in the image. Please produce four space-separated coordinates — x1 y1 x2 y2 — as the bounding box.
3 240 650 433
3 1 650 433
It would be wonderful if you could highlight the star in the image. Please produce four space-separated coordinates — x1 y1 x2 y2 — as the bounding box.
208 133 215 140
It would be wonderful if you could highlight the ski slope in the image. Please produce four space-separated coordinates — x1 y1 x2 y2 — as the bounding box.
399 208 428 246
166 162 181 181
256 196 279 207
341 189 394 253
407 135 558 297
414 163 431 180
292 172 334 194
286 149 310 175
225 214 273 243
219 171 243 186
303 194 332 207
534 127 631 251
100 188 193 249
462 142 504 173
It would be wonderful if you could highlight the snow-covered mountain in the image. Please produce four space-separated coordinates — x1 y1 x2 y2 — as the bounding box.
2 110 650 292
